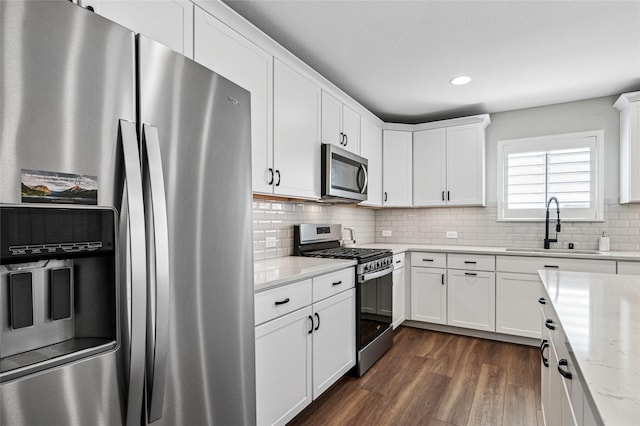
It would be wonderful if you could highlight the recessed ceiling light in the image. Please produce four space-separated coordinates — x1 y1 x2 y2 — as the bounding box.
450 75 472 85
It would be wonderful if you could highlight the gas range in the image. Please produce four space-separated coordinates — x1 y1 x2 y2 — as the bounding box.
293 223 394 377
293 225 393 279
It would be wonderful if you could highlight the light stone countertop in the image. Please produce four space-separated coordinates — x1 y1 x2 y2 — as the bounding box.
348 243 640 261
254 256 356 292
538 270 640 425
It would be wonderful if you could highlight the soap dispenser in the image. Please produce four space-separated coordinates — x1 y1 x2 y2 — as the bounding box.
598 232 610 252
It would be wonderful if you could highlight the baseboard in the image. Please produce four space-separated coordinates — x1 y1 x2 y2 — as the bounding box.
401 320 539 346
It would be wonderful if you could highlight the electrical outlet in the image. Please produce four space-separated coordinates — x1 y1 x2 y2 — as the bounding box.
446 231 458 239
265 237 277 248
382 230 392 237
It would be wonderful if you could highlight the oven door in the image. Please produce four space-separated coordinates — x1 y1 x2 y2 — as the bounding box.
357 266 393 349
321 143 368 202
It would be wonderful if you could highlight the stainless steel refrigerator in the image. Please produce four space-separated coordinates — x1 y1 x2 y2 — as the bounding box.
0 1 255 425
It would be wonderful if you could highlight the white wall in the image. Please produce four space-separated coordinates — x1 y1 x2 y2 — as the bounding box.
485 95 620 202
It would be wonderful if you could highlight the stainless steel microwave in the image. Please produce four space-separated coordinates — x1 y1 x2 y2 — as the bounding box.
321 143 368 203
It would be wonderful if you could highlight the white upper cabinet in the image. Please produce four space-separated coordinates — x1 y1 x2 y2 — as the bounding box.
81 0 194 58
413 128 447 206
359 117 383 207
321 91 360 155
193 8 274 194
414 116 489 207
383 130 413 207
273 59 321 199
614 91 640 203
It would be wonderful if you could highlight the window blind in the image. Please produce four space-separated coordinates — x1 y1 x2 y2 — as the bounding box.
506 147 591 210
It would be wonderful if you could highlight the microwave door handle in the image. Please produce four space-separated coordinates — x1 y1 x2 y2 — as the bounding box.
118 120 147 426
141 124 170 423
359 164 368 194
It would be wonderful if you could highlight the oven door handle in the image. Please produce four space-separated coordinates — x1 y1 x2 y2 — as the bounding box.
360 266 394 283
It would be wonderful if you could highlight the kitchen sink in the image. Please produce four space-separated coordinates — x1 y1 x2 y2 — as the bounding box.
504 247 603 255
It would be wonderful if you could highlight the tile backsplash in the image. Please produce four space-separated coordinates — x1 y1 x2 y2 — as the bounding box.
253 198 640 260
252 199 376 260
376 199 640 251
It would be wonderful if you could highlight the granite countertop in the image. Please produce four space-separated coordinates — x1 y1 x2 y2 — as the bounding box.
538 269 640 425
254 256 357 292
348 243 640 261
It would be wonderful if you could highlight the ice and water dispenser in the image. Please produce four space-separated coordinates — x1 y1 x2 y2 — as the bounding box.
0 205 118 382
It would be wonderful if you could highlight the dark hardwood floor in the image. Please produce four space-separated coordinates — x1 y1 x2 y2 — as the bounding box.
290 327 542 426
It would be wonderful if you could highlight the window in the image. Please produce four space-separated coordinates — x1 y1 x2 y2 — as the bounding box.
497 130 604 221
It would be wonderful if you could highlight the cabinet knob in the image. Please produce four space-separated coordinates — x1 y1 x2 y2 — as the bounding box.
557 359 572 379
545 319 555 330
540 339 549 368
274 298 290 306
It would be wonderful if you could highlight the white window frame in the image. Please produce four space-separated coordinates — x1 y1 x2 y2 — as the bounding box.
497 130 604 222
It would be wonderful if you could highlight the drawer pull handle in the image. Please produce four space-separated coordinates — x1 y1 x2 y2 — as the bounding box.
464 261 477 264
540 339 549 368
558 359 572 379
545 319 555 330
544 265 559 269
396 260 401 264
274 298 290 306
464 272 477 276
314 313 320 331
332 280 342 286
422 258 434 262
308 315 313 334
538 297 546 305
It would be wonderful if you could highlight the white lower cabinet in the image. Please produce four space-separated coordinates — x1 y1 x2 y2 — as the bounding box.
312 289 356 398
618 261 640 275
255 306 312 426
411 267 447 324
496 272 541 338
392 253 406 329
447 269 495 332
255 268 355 426
540 287 598 426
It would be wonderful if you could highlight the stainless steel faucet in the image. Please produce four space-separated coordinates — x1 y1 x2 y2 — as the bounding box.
544 197 561 249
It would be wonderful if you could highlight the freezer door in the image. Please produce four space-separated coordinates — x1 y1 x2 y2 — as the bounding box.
1 1 137 425
138 36 256 425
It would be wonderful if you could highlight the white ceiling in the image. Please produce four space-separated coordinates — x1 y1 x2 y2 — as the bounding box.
221 0 640 124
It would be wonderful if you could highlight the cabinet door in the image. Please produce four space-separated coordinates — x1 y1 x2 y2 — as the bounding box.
82 0 194 58
546 338 564 426
410 267 447 324
321 91 342 147
359 117 383 206
341 104 360 155
193 9 274 194
540 313 551 425
312 289 356 399
273 60 321 199
446 124 485 206
496 272 542 338
447 269 495 331
392 266 406 329
413 128 447 206
255 306 313 426
383 130 413 206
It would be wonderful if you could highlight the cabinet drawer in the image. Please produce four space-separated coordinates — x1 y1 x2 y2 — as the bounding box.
497 256 616 274
411 252 446 268
618 261 640 275
255 279 312 326
313 268 355 302
448 253 495 271
393 253 405 270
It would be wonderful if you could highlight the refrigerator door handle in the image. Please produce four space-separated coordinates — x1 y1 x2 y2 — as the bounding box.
119 120 148 426
141 124 170 423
